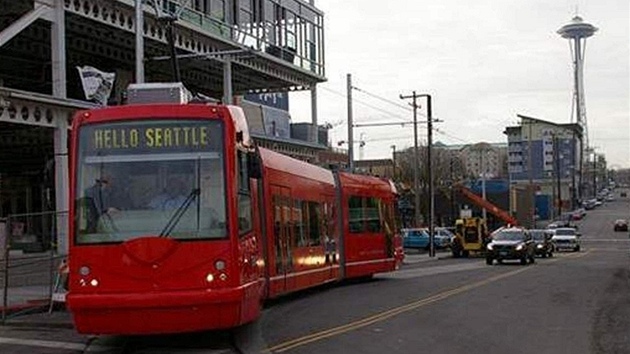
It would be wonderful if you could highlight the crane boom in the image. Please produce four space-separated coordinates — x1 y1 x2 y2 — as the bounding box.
456 184 518 226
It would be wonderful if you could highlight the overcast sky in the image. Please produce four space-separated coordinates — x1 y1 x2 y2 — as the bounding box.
289 0 630 169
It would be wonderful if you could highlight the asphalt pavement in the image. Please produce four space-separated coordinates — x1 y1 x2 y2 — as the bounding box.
0 193 628 353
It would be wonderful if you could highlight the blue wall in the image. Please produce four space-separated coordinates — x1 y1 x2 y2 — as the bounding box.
509 138 576 182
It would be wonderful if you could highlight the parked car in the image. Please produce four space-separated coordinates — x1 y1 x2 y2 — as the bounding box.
485 227 535 265
571 208 586 220
435 227 455 246
402 228 450 250
583 199 597 210
547 214 576 229
550 227 581 252
529 229 554 258
614 219 628 232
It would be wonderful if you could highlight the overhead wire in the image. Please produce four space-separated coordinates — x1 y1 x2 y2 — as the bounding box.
315 84 493 150
351 86 414 112
434 127 473 144
319 86 414 122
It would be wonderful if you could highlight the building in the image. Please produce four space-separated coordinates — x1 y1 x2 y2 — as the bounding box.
0 0 326 252
459 142 508 179
354 159 395 179
504 114 583 221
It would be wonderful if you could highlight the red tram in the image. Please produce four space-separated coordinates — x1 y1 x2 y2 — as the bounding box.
67 84 403 335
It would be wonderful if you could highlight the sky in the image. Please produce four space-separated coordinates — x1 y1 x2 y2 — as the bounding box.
289 0 630 169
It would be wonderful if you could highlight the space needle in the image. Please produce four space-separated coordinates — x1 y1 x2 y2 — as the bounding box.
558 15 597 204
557 15 598 149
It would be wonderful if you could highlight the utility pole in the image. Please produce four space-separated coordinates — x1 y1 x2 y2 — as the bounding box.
401 93 436 256
426 95 435 258
592 151 597 197
571 130 577 210
554 134 562 217
399 91 421 229
391 145 397 180
450 157 456 225
480 149 487 220
525 120 536 228
347 74 354 172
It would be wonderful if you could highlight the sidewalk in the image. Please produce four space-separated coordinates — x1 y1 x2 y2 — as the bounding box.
1 307 73 328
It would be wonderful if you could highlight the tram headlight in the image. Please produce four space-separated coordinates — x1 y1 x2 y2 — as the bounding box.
214 260 226 271
90 279 99 287
79 266 91 276
206 273 215 283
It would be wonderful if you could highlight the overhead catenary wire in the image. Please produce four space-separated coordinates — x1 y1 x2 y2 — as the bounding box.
320 86 414 122
352 86 414 112
434 127 473 144
317 84 496 150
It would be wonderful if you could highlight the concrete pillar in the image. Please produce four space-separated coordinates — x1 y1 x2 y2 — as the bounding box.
223 58 233 104
54 113 69 255
311 85 318 143
51 0 66 98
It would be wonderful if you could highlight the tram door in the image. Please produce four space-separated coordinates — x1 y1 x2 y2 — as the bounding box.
271 185 293 294
323 195 338 279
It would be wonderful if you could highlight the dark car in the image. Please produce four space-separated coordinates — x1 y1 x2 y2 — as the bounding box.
614 219 628 232
486 228 535 265
529 229 554 258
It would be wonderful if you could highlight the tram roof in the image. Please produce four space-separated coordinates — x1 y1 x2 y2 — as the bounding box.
258 147 334 185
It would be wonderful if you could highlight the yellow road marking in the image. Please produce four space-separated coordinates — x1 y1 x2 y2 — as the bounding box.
267 251 590 353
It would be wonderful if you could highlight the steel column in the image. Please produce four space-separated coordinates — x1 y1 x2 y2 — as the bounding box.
52 0 66 98
54 114 69 255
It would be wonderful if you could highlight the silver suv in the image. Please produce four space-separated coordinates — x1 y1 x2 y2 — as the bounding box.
549 227 581 252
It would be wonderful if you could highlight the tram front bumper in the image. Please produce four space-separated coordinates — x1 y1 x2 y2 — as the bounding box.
68 281 263 335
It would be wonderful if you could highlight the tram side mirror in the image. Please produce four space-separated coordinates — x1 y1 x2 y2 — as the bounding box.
247 151 262 179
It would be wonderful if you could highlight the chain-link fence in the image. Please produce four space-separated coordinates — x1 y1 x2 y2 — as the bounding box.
1 211 68 323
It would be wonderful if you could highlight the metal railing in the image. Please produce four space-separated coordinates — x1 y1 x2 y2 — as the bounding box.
1 211 68 323
159 0 325 77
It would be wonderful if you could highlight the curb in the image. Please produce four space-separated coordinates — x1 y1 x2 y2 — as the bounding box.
0 299 50 317
402 253 452 265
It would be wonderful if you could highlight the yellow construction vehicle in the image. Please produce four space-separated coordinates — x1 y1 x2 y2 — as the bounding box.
451 217 489 257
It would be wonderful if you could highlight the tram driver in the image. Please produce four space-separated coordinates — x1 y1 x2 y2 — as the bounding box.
83 173 128 232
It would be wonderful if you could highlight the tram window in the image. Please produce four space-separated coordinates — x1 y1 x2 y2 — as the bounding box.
237 151 252 235
348 196 364 233
294 200 307 247
348 196 384 234
365 197 382 232
307 201 321 246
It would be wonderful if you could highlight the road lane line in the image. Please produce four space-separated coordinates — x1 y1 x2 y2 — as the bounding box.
268 251 591 353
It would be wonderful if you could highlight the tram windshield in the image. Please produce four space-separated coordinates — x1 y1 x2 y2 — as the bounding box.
74 119 227 244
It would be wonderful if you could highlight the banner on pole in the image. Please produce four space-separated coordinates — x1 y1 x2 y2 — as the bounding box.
76 66 116 106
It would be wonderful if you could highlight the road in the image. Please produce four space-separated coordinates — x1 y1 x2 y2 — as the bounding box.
0 194 628 353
